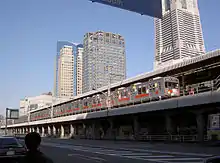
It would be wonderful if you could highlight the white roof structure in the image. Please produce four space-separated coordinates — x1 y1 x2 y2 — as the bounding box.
31 49 220 112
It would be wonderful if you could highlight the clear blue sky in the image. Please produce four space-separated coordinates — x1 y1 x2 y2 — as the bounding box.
0 0 219 114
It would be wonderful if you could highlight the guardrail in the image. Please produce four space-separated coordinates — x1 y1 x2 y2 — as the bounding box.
139 134 208 142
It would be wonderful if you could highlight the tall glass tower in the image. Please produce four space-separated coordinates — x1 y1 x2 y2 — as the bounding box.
54 41 83 97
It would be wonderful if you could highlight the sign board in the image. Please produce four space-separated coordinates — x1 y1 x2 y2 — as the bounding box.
6 109 19 119
90 0 162 18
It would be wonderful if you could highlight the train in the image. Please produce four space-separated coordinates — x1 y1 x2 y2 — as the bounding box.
28 76 180 122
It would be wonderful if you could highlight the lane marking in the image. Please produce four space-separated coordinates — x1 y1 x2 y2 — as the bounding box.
148 157 203 161
71 143 213 157
68 153 107 162
126 155 174 158
42 142 211 162
121 153 152 156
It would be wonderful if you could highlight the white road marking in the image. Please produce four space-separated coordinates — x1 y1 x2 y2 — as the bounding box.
42 142 212 163
121 153 151 156
68 153 107 162
126 155 174 158
73 143 213 157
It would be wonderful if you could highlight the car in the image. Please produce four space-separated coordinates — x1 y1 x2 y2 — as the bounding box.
0 136 27 163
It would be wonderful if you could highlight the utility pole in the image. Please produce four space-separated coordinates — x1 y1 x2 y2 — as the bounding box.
5 108 8 135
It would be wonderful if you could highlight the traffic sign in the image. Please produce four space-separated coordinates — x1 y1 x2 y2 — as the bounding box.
90 0 162 18
6 108 19 119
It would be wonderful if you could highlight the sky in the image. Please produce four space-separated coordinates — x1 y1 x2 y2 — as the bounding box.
0 0 220 114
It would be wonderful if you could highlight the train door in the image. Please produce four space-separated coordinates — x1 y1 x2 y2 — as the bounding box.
96 94 103 110
131 83 142 103
164 78 180 97
78 99 83 111
66 103 72 115
112 90 119 107
83 98 89 111
74 100 80 112
91 95 97 110
118 87 130 106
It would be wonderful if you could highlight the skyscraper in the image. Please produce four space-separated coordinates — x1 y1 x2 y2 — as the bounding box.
54 41 83 98
154 0 205 69
76 45 83 95
82 31 126 93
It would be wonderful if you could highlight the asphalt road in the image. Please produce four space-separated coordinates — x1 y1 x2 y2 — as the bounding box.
34 138 220 163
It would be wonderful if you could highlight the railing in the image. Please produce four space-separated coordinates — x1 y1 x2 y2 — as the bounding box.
138 134 208 143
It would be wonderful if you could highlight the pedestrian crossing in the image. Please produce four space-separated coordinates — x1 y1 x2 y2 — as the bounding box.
42 142 213 163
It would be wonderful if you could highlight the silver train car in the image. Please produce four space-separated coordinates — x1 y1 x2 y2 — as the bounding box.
30 76 180 121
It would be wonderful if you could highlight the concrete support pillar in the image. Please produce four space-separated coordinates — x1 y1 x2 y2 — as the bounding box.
70 124 74 138
60 125 64 138
36 127 40 134
196 113 205 142
42 126 45 137
166 115 174 134
48 126 51 136
91 123 96 139
53 126 56 136
83 124 87 139
32 128 35 132
133 116 140 140
182 74 185 96
108 119 115 140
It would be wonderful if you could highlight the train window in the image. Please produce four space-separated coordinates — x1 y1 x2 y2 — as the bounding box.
93 97 96 104
165 82 178 89
68 103 71 109
84 101 88 106
97 97 101 103
138 87 142 94
121 90 128 97
132 85 137 92
75 101 79 108
142 87 146 94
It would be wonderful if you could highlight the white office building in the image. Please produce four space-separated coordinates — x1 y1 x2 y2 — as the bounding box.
54 41 83 97
154 0 205 69
19 93 53 116
82 31 126 93
76 47 83 95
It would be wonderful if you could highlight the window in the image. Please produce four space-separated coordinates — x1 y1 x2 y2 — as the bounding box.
181 0 187 9
0 138 22 148
142 87 146 94
138 87 142 94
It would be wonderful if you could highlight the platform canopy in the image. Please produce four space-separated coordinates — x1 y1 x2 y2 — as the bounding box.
90 0 162 18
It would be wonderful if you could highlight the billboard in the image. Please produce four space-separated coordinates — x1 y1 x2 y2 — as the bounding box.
6 108 19 119
90 0 162 18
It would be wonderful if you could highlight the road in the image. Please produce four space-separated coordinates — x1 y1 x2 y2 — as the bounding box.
31 138 220 163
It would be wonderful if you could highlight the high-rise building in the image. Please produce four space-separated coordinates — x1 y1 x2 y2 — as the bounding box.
76 46 83 95
54 41 83 97
82 31 126 93
154 0 205 69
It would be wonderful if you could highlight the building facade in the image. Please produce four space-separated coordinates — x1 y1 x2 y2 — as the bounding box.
154 0 205 69
19 94 53 116
82 31 126 93
54 41 83 97
76 45 83 95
